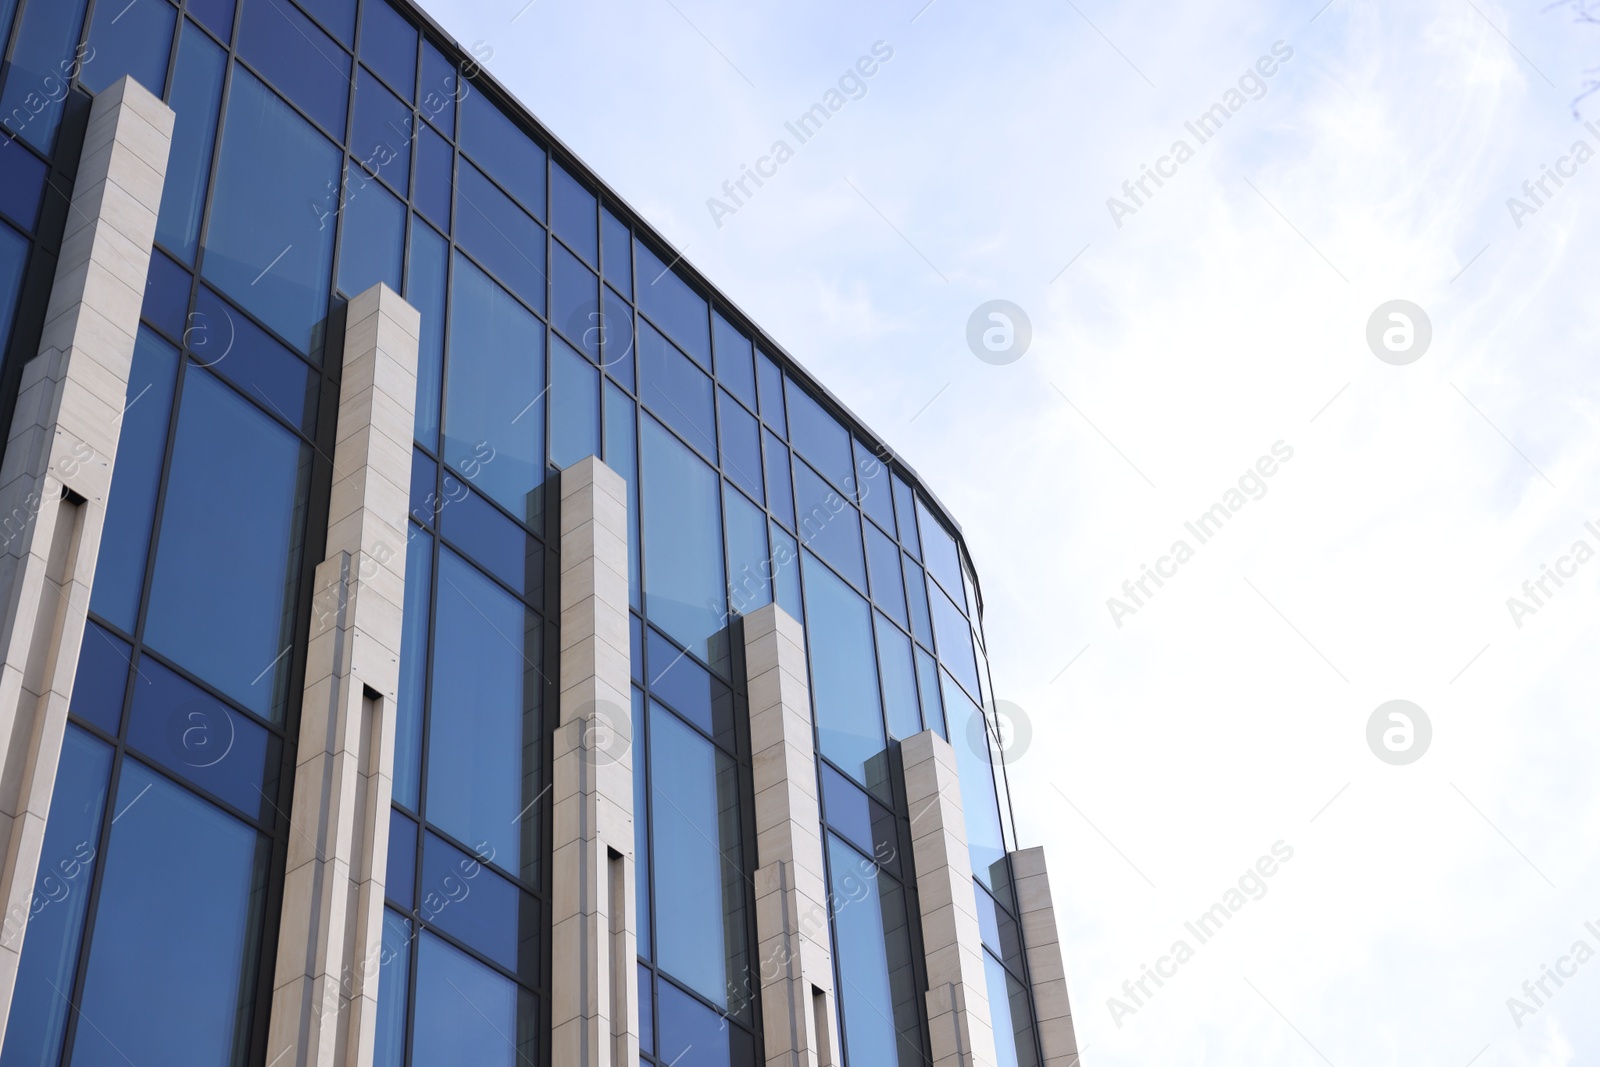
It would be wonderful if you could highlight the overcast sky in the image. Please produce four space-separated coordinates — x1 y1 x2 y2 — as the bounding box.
425 0 1600 1062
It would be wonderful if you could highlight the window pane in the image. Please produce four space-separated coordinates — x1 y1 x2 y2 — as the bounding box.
918 497 963 599
763 430 793 529
238 0 349 135
864 522 907 628
459 88 544 218
632 689 650 960
551 161 597 265
802 552 886 796
419 832 535 973
639 322 714 459
640 416 725 663
297 0 355 43
141 250 190 340
439 480 538 598
942 672 1007 887
827 835 924 1067
191 284 318 432
600 285 633 388
904 556 933 648
414 123 452 230
83 0 175 96
89 327 178 632
657 979 739 1067
442 255 545 524
986 951 1040 1067
718 390 761 500
406 220 447 448
0 0 90 151
187 0 235 42
2 727 111 1067
551 242 599 361
550 336 599 469
386 810 417 908
893 475 918 557
0 141 47 231
337 178 405 297
373 910 412 1067
413 932 537 1067
455 160 546 314
854 439 893 532
600 207 630 299
931 579 980 698
875 613 920 741
645 627 734 748
70 762 265 1067
418 39 456 136
634 241 709 368
711 310 755 409
821 765 896 873
793 460 865 591
350 67 412 196
602 381 640 607
723 483 769 619
393 527 431 808
358 0 417 99
69 624 132 735
785 381 852 491
756 350 785 436
915 647 945 739
770 523 801 621
426 549 539 882
143 368 309 721
202 68 340 355
650 702 746 1011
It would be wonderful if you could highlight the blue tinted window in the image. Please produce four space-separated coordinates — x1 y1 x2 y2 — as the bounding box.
756 350 785 435
443 255 544 523
876 614 920 742
358 0 417 98
155 22 226 264
854 439 894 531
904 556 933 648
393 526 430 807
351 67 412 195
551 242 599 361
455 159 546 313
931 579 980 697
986 952 1036 1067
90 328 178 631
386 810 417 908
864 522 907 627
631 689 650 958
650 702 745 1009
827 834 924 1067
550 336 599 469
406 220 446 447
634 240 709 368
413 933 536 1066
658 979 745 1067
82 0 175 95
338 180 405 296
419 832 534 973
141 250 190 340
724 484 770 619
459 88 544 217
785 380 852 489
793 460 865 590
640 417 724 662
551 162 597 265
770 523 801 620
802 552 886 795
1 726 110 1067
414 122 452 229
440 477 539 599
763 430 793 529
125 654 274 818
143 368 309 721
601 207 630 298
711 311 755 408
602 382 640 608
418 39 456 136
297 0 355 43
893 475 918 557
70 762 264 1067
70 625 132 735
601 284 633 389
203 68 340 355
0 0 90 151
915 647 945 738
427 549 538 882
639 961 655 1054
373 911 411 1067
409 450 437 526
718 390 761 499
639 322 714 459
821 765 896 871
942 672 1006 887
918 497 963 598
646 627 733 746
238 0 349 136
0 142 46 230
187 0 236 41
191 285 317 432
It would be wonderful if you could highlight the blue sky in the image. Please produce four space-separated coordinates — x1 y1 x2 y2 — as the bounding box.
425 0 1600 1062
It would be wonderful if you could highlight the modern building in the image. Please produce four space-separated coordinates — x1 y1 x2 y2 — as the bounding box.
0 0 1082 1064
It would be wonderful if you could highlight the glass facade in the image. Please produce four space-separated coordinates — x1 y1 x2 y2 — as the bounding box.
0 0 1056 1063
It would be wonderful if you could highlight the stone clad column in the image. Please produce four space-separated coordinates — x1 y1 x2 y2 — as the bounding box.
1011 848 1082 1066
743 603 841 1067
0 76 173 1038
267 284 419 1067
551 456 638 1067
900 730 999 1067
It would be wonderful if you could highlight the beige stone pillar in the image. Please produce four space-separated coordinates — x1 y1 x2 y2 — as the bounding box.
267 284 419 1067
743 603 841 1067
0 76 173 1039
1011 848 1082 1066
551 456 638 1067
901 730 998 1067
